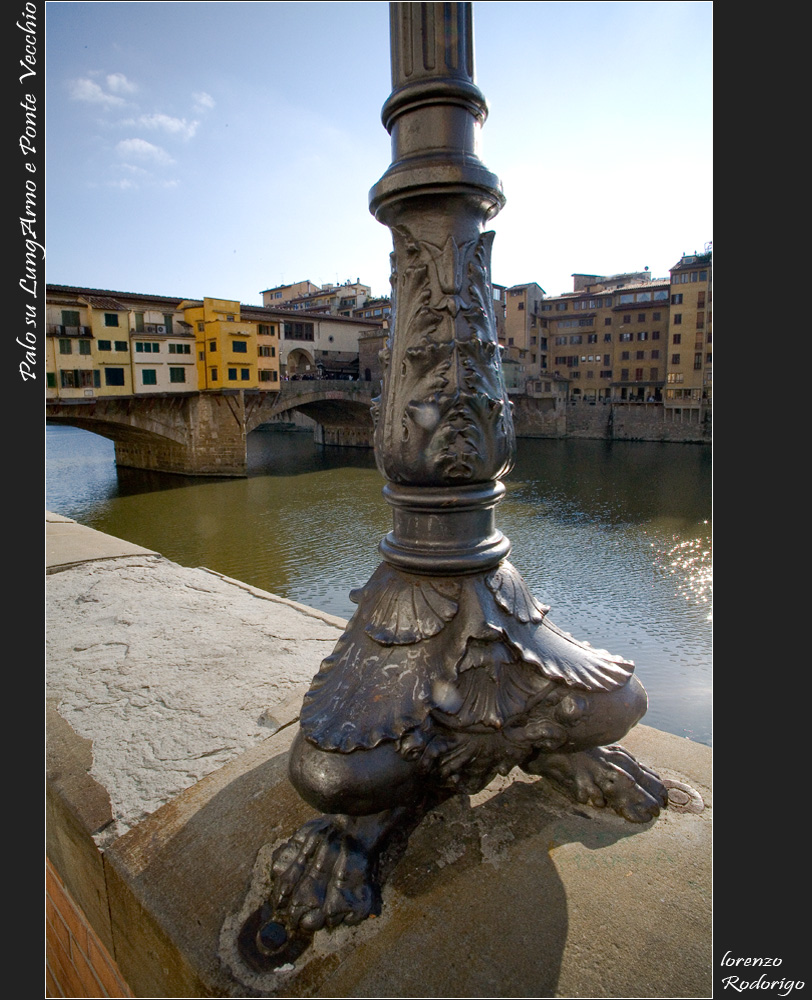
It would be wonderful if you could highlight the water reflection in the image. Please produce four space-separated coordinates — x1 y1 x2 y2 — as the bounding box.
45 424 712 745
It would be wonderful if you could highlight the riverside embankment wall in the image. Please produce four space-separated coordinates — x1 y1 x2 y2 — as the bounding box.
511 397 711 443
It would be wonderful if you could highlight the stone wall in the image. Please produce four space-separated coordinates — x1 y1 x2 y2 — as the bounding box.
511 398 711 444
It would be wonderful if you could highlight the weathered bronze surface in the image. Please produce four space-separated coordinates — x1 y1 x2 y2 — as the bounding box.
239 2 666 969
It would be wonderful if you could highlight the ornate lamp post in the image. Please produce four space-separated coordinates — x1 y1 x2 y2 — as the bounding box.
240 1 666 969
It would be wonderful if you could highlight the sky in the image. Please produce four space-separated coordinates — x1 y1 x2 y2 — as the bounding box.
45 1 712 305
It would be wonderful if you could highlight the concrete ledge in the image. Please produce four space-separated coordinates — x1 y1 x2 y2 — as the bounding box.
46 513 159 572
49 716 710 998
46 515 711 997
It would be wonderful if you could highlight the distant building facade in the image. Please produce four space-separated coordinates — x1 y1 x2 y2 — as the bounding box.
45 285 382 397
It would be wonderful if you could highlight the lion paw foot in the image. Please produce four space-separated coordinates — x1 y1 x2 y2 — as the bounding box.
527 744 668 822
271 817 378 933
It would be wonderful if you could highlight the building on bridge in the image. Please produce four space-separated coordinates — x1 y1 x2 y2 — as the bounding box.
46 287 198 400
46 285 385 400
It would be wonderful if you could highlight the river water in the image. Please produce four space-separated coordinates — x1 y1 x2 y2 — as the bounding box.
46 424 712 746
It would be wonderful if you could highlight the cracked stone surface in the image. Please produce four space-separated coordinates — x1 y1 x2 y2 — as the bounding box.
46 555 346 841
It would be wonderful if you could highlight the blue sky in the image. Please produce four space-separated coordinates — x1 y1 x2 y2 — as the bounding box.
45 1 712 304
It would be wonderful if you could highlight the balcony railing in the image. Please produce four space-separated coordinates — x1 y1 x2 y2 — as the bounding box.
48 325 92 337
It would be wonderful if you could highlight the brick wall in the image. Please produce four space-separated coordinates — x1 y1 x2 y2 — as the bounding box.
46 859 133 999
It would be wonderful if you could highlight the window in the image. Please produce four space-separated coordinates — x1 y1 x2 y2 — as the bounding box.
163 315 174 335
283 322 314 341
671 293 683 305
518 302 525 311
667 373 684 384
60 370 76 388
620 294 635 305
169 367 186 383
78 340 91 355
653 312 661 321
637 331 648 341
652 331 660 340
104 313 119 327
59 339 72 355
694 354 703 370
47 372 56 388
569 335 582 345
115 341 128 352
623 315 631 323
603 333 612 342
199 351 205 361
699 270 708 281
135 342 159 353
97 340 111 351
259 370 278 382
169 343 191 354
210 367 218 381
228 368 238 380
104 367 125 386
696 313 705 328
142 369 157 385
673 334 681 344
604 355 611 366
621 351 630 361
671 354 681 365
651 350 660 360
636 351 645 360
198 322 205 332
241 368 250 381
635 369 644 381
62 310 80 327
621 369 629 380
604 318 612 326
258 345 276 357
620 332 632 342
600 370 612 379
209 340 217 352
706 352 712 363
555 336 567 346
135 313 145 332
232 341 248 353
653 290 669 301
637 313 646 322
673 313 682 325
587 334 597 344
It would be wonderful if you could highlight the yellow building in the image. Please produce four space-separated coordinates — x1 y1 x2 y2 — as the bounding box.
665 252 712 406
180 297 280 391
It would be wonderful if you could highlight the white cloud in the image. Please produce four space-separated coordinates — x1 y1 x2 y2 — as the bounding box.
130 113 199 140
192 91 215 112
106 73 137 95
116 138 175 166
69 77 126 107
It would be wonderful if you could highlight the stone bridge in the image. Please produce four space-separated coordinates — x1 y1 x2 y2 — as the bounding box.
45 381 376 476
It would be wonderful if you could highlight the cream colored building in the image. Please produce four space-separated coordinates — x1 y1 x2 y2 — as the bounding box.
46 287 194 400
